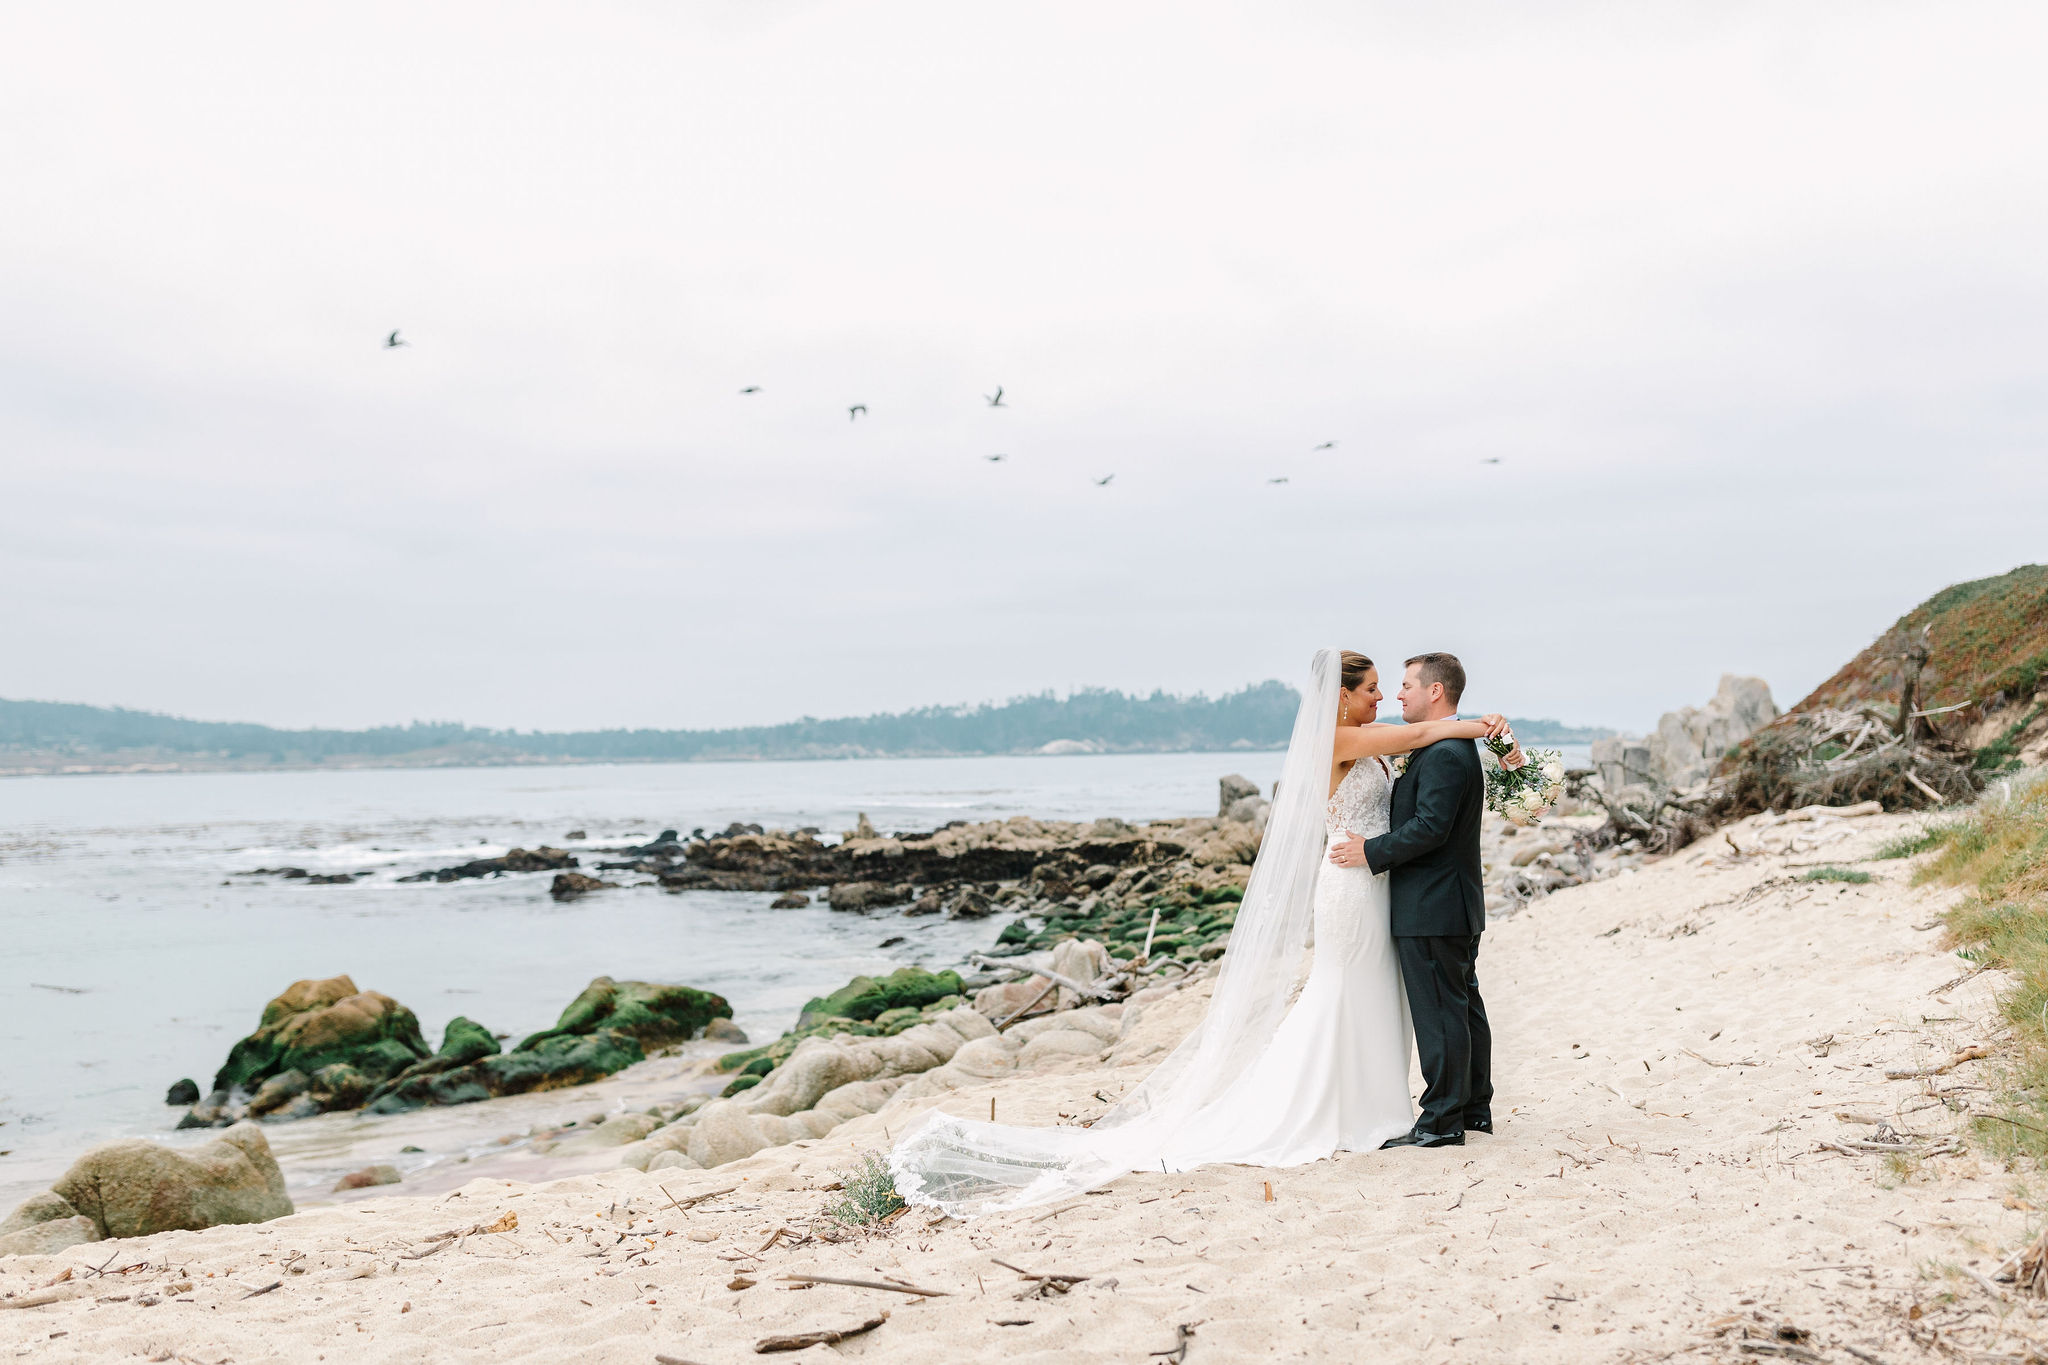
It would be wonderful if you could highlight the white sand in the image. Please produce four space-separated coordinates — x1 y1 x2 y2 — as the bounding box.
3 808 2035 1362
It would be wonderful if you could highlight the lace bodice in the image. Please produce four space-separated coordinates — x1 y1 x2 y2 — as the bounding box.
1325 757 1393 838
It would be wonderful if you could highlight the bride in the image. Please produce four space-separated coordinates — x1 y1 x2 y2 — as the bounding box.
888 648 1510 1215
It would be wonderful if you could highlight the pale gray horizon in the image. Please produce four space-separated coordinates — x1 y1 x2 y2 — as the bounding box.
4 3 2043 737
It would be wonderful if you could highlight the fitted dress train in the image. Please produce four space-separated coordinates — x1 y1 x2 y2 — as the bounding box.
1154 756 1416 1168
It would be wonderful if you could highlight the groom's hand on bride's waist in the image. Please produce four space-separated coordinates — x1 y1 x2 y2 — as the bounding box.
1328 832 1368 868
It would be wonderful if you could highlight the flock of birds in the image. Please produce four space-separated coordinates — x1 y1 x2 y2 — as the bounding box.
380 330 1508 481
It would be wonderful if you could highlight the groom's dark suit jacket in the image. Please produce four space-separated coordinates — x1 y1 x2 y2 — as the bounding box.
1360 738 1486 937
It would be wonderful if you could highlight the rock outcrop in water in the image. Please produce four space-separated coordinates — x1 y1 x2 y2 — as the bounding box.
0 1122 292 1255
179 976 734 1124
645 784 1264 972
549 871 617 900
178 975 433 1126
397 845 580 883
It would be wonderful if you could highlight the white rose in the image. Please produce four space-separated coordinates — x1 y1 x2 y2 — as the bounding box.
1543 758 1565 782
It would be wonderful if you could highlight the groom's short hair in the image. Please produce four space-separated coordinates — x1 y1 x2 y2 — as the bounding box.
1405 652 1466 707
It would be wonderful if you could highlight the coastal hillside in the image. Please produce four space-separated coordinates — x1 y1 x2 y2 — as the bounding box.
0 687 1611 774
1797 563 2048 717
1789 562 2048 769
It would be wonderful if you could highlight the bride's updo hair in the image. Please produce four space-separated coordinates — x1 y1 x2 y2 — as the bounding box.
1339 651 1373 690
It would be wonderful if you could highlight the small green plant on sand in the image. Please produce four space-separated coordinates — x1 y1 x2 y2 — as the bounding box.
1877 826 1955 860
1802 866 1873 884
823 1150 906 1226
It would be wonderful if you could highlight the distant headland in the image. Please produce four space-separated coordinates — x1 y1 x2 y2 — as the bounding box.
0 686 1615 776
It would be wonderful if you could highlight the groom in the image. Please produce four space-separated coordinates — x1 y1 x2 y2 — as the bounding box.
1329 652 1498 1150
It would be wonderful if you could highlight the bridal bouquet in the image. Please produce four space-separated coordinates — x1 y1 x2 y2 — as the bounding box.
1484 731 1566 826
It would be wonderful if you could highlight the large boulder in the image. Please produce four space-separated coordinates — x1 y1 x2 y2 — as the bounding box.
46 1122 291 1240
1218 774 1261 815
1593 675 1779 791
211 975 431 1097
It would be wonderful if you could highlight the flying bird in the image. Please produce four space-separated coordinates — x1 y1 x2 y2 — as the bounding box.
1313 441 1335 451
1093 474 1115 486
1268 477 1290 484
985 454 1007 462
1480 457 1502 464
985 386 1006 407
384 330 407 349
848 404 867 420
739 386 760 394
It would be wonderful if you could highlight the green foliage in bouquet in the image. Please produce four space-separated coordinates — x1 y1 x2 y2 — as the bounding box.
1483 733 1566 827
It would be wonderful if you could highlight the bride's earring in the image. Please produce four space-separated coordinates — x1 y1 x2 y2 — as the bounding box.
1341 698 1349 724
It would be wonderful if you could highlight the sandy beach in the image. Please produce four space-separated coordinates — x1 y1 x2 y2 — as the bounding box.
2 803 2034 1363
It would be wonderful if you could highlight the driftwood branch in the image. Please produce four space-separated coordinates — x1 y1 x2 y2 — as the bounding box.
779 1273 948 1297
1885 1045 1991 1080
1737 1340 1827 1362
658 1184 736 1214
970 954 1114 1001
754 1311 889 1353
1150 1321 1199 1361
993 978 1059 1032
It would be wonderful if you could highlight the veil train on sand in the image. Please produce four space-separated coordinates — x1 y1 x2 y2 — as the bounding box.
887 647 1344 1215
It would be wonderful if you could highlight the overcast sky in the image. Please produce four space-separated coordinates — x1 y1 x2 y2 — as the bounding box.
3 2 2042 735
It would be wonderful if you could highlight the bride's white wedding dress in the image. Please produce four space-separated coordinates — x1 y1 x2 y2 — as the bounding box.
1156 758 1414 1167
888 649 1417 1216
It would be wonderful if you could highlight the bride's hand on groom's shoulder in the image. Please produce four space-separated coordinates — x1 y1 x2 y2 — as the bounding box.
1478 713 1510 738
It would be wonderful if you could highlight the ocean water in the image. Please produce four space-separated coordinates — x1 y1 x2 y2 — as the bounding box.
0 751 1295 1207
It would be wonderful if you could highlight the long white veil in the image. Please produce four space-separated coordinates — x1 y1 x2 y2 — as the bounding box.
887 647 1342 1215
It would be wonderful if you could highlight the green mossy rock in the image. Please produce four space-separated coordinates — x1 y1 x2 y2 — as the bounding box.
514 977 732 1054
436 1015 502 1065
477 1029 644 1092
996 918 1034 945
721 1073 763 1097
309 1063 373 1110
872 1006 925 1034
795 967 964 1031
365 979 725 1115
212 976 431 1094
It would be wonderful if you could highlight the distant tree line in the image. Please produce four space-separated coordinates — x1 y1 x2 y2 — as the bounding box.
0 686 1608 765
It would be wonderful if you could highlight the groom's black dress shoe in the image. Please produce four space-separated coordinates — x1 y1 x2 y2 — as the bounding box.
1464 1115 1493 1135
1380 1128 1465 1150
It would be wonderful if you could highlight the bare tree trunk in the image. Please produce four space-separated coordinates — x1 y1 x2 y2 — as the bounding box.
1898 627 1931 741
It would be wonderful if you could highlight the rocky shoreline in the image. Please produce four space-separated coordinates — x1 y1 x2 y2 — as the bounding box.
3 769 1635 1261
